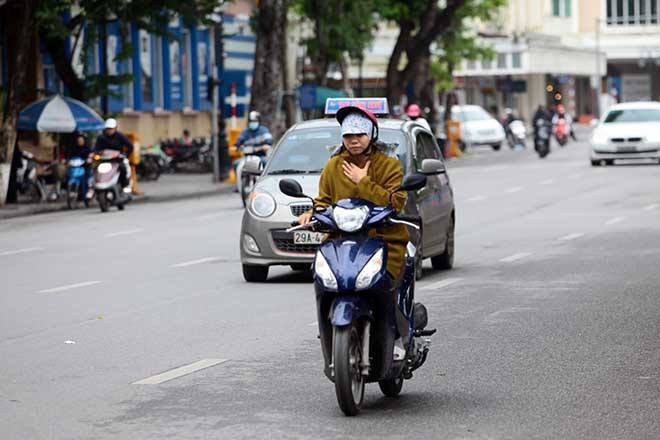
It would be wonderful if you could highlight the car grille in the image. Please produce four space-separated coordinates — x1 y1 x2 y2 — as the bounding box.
610 137 643 143
271 230 319 254
290 204 313 217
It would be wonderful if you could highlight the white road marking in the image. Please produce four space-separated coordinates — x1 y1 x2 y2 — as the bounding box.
0 247 43 257
605 216 626 226
567 173 582 180
466 195 487 203
505 186 524 194
105 228 143 237
483 165 508 173
133 359 228 385
558 233 584 242
421 277 463 291
643 204 659 212
38 280 102 294
539 179 554 185
308 321 318 326
170 257 222 268
499 252 532 263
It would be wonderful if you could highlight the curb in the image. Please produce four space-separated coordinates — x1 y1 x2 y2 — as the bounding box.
0 184 235 220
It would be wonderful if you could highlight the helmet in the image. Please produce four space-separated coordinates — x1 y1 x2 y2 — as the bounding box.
406 104 421 118
336 105 379 141
391 105 403 117
504 108 513 115
248 111 261 122
104 118 118 129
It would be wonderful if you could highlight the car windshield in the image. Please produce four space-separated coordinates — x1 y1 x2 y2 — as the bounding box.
460 108 492 122
603 109 660 123
265 127 409 175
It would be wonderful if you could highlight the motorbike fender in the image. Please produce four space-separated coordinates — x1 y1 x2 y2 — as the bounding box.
318 238 388 292
330 296 374 327
94 173 119 190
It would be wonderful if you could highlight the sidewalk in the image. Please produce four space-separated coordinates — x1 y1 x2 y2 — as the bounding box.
0 173 234 220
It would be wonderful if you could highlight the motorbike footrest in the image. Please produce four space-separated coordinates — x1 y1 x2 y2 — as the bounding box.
414 328 437 337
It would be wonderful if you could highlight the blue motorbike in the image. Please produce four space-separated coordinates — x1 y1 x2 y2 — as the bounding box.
65 157 89 209
279 173 436 416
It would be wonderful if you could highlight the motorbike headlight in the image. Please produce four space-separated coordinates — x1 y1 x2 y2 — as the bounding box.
315 251 337 290
355 248 384 290
97 162 112 174
591 131 608 145
250 192 276 218
332 206 369 233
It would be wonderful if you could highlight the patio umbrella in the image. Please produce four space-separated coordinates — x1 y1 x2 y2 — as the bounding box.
17 94 105 133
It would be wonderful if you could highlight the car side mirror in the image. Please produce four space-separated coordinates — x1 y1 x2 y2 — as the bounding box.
397 173 427 192
243 156 262 175
279 178 307 198
420 158 446 175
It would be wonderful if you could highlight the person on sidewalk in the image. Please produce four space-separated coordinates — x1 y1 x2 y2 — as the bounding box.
66 132 92 201
94 118 134 190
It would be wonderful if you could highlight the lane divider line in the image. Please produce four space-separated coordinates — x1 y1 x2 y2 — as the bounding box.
0 247 44 257
605 216 626 226
170 257 222 268
499 252 532 263
105 228 143 237
505 186 524 194
38 280 102 294
466 195 487 203
421 277 463 291
643 204 659 211
133 359 228 385
539 179 554 185
558 233 585 242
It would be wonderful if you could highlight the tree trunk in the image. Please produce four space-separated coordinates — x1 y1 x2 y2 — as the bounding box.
251 0 289 139
1 0 39 205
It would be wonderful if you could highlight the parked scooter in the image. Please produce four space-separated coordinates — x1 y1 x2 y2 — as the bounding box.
554 118 569 147
506 120 527 150
16 150 47 203
92 149 131 212
65 157 90 209
137 144 169 181
279 172 436 416
534 119 552 158
160 137 212 173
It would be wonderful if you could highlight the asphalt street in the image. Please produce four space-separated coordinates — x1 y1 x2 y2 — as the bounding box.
1 134 660 439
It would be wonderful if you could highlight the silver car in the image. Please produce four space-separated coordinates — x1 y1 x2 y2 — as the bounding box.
590 101 660 166
239 117 456 282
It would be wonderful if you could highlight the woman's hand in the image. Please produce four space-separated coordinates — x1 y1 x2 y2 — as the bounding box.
298 211 313 225
342 160 370 184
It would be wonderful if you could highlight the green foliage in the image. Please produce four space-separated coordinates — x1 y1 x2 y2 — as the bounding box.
35 0 222 100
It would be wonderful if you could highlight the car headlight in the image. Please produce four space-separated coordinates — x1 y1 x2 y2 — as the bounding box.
332 206 369 233
355 248 384 290
97 162 112 174
315 251 337 290
591 131 608 145
250 192 276 218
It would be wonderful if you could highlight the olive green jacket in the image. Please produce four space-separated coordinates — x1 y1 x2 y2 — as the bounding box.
315 146 409 279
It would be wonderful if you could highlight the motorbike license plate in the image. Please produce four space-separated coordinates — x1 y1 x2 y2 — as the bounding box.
293 231 327 245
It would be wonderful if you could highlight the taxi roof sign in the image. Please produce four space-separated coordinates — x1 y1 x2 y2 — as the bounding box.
324 98 390 117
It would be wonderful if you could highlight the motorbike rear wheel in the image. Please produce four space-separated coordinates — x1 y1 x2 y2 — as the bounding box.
98 191 109 212
66 183 77 209
334 322 365 416
378 376 404 397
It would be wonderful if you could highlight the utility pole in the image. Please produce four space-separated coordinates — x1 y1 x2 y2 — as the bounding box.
594 17 602 118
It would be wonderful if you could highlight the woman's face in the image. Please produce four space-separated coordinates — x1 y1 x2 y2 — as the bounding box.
342 133 370 156
76 136 86 146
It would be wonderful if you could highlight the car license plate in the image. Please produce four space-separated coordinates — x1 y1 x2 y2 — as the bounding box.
293 231 327 244
618 146 636 153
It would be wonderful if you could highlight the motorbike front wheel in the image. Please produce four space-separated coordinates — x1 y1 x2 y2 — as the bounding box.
98 191 109 212
66 183 78 209
334 322 365 416
240 174 255 208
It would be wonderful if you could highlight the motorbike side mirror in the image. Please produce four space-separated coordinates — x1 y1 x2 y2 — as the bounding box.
279 179 308 198
243 156 262 175
397 173 427 192
420 158 446 175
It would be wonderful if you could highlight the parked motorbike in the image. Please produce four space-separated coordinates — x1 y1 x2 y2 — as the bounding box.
554 118 569 147
16 150 47 203
506 120 527 150
137 145 169 181
160 137 212 173
534 119 552 159
279 172 436 416
65 157 90 209
92 149 131 212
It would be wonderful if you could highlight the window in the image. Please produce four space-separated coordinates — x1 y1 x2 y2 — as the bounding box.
552 0 571 17
467 59 476 70
607 0 657 25
603 108 660 123
512 52 522 68
414 132 441 170
482 58 492 70
497 53 507 69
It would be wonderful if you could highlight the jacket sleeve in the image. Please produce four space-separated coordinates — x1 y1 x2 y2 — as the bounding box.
313 160 335 210
119 133 134 155
356 159 407 211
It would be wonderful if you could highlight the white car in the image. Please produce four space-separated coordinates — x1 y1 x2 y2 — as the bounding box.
448 105 506 151
590 101 660 166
